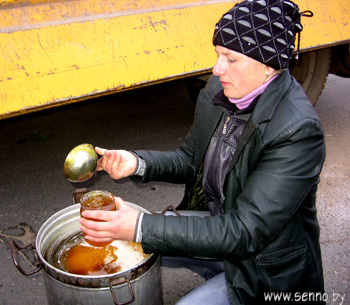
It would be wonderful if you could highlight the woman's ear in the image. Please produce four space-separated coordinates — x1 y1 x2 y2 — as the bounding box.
265 66 277 81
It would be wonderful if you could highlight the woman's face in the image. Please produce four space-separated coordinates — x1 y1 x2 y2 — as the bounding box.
213 45 275 99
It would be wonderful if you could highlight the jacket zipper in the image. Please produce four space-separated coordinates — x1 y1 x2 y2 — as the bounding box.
222 116 230 135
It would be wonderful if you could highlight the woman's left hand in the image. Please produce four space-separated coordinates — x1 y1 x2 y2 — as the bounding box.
79 197 139 243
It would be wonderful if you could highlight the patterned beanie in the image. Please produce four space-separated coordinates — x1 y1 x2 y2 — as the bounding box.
213 0 311 69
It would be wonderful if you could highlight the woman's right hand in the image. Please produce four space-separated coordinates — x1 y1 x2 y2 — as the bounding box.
95 147 138 180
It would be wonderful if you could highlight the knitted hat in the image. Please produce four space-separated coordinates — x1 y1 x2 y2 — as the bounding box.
213 0 308 69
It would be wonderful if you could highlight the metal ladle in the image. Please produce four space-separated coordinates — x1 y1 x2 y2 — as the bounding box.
63 143 98 182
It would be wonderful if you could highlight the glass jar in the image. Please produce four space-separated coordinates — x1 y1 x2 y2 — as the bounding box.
80 190 115 247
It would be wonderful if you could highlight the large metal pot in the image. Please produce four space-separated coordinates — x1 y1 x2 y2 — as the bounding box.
11 201 162 305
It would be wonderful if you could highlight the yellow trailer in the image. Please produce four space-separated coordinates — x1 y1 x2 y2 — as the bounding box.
1 0 350 119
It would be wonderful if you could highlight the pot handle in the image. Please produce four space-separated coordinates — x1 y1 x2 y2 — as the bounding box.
152 204 182 216
72 188 89 204
10 240 42 276
109 277 135 305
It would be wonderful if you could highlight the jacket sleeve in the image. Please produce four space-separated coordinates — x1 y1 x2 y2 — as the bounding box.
131 125 196 185
140 100 325 259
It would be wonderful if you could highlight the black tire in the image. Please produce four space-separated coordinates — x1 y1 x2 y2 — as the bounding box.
289 48 331 105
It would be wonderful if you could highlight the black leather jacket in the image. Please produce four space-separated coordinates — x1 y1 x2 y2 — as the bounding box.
134 70 326 304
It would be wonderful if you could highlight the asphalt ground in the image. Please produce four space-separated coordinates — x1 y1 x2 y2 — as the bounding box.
0 74 349 305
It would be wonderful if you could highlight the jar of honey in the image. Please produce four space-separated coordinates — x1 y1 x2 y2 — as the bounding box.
80 190 116 247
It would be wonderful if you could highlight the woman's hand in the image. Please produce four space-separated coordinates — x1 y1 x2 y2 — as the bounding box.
95 146 137 180
79 197 139 243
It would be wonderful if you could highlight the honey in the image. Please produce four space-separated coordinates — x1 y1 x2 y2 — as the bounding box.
61 243 120 276
56 237 149 276
81 194 114 209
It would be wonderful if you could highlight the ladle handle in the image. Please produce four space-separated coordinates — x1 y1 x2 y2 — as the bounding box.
109 277 135 305
10 240 42 276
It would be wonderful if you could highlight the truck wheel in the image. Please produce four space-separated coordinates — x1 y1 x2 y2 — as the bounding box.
289 48 331 105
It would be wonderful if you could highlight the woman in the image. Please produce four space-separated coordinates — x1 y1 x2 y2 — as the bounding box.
80 0 326 303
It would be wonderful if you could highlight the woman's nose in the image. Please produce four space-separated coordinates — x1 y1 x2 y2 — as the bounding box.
212 57 225 76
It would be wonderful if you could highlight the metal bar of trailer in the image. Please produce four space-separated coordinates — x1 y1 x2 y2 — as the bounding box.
1 0 350 119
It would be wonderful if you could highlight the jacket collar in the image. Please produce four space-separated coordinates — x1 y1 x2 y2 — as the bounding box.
195 89 223 167
228 70 292 170
195 70 292 171
250 70 292 124
196 70 292 172
212 70 292 123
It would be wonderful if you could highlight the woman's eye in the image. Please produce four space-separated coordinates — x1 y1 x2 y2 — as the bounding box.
228 58 235 63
